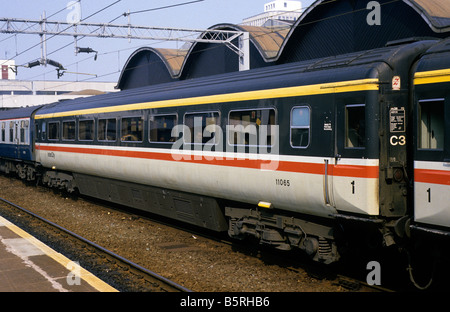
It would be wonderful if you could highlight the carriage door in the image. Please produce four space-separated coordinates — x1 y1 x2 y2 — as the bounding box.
323 108 335 207
319 105 335 207
333 101 376 215
414 98 450 227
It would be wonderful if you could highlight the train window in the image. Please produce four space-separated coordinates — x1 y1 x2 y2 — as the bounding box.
98 118 117 142
20 125 25 143
345 105 365 148
121 117 143 142
418 99 444 150
79 120 94 141
291 106 310 148
41 122 47 140
1 123 5 142
184 112 220 144
48 122 60 141
149 114 177 143
228 108 276 146
62 121 76 141
9 122 14 143
19 120 29 144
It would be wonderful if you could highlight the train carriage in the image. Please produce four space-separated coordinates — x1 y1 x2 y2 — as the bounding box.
1 0 449 289
30 39 436 263
0 106 42 180
411 38 450 234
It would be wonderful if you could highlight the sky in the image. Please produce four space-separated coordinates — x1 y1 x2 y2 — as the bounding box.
0 0 314 84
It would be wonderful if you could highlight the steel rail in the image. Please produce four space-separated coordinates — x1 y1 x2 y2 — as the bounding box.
0 196 191 292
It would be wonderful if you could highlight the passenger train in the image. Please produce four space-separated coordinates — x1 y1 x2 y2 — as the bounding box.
1 37 449 287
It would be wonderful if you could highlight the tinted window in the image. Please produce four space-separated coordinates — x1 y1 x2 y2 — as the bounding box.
346 105 365 148
184 112 219 144
98 119 117 141
228 109 275 146
79 120 94 141
121 117 143 142
62 121 76 141
291 106 310 148
149 114 177 143
418 99 444 150
48 122 60 140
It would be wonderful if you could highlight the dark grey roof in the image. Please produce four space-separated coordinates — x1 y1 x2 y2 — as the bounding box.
116 0 450 90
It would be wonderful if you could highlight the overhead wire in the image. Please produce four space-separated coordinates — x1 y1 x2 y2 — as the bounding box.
1 0 122 66
1 0 404 98
0 1 80 45
1 0 308 98
115 0 404 83
0 0 208 99
18 0 210 84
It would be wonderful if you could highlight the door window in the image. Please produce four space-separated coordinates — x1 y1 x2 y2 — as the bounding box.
290 106 310 148
418 99 444 150
345 104 365 148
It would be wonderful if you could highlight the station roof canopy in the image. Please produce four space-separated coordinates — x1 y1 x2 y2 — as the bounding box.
117 0 450 90
408 0 450 33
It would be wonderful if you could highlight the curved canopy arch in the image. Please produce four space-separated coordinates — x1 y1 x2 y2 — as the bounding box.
117 0 450 89
276 0 450 63
117 47 187 90
178 23 290 80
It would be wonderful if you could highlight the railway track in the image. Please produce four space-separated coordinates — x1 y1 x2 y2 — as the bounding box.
0 176 400 292
0 196 191 292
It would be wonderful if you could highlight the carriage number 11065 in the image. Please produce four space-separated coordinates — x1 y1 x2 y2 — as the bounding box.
275 179 290 187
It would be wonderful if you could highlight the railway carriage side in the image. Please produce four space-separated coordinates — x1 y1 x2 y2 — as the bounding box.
31 41 436 264
33 78 381 264
411 38 450 235
0 106 41 180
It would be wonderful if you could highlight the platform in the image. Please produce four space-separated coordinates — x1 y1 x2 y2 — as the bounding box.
0 215 117 292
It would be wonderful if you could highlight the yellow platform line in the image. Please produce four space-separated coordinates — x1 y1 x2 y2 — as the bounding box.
0 215 118 292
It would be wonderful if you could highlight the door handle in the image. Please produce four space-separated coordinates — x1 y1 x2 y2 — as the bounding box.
324 159 331 205
335 154 341 164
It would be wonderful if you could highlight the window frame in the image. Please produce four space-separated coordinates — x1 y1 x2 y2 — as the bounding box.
183 111 220 145
345 104 366 149
98 118 117 142
1 122 5 142
417 98 445 151
120 116 144 143
9 121 14 143
149 113 178 144
62 120 76 141
78 119 95 142
290 105 311 149
48 121 60 141
227 107 276 147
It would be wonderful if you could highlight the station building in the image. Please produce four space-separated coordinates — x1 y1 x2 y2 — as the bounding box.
242 0 302 27
0 59 117 108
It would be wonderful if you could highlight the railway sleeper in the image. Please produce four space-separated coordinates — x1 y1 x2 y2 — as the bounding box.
225 206 339 264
